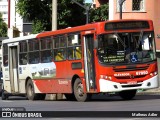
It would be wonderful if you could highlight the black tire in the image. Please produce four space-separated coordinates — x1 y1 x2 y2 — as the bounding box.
119 90 137 100
64 93 76 101
26 79 38 100
1 85 8 100
1 90 8 100
73 78 91 102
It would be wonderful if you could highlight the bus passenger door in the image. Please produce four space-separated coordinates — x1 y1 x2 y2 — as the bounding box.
8 43 19 93
83 34 96 92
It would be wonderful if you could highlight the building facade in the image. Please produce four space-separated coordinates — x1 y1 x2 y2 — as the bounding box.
0 0 32 38
0 0 8 24
95 0 160 51
8 0 24 38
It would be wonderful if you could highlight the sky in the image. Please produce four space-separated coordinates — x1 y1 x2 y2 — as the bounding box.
85 0 93 3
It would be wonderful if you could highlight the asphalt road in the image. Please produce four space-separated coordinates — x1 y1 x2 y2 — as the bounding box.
0 94 160 111
0 94 160 119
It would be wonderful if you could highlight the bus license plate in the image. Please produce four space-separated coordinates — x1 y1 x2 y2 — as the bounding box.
127 81 137 85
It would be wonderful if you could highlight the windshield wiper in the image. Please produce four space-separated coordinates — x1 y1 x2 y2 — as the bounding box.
136 31 143 49
114 32 126 48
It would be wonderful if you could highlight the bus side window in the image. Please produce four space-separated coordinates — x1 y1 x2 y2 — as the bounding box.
68 47 75 60
75 47 82 59
19 54 27 65
55 53 64 61
3 44 8 67
19 41 28 65
40 37 52 63
53 35 66 61
54 49 66 61
28 39 40 64
60 36 66 47
67 34 82 60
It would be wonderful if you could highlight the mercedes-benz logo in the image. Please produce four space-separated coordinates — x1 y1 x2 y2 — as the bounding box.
130 75 134 79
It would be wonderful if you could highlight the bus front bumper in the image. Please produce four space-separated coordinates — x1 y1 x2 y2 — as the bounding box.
99 75 159 92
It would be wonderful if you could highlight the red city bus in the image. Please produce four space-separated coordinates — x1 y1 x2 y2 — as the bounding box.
2 19 159 101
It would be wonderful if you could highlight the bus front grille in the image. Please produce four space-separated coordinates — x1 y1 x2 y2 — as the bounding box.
115 75 146 80
113 66 149 72
122 84 142 88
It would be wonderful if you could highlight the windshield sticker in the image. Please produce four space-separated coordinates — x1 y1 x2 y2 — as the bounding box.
130 54 138 63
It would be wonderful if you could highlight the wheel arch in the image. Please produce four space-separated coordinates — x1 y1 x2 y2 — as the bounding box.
71 74 81 93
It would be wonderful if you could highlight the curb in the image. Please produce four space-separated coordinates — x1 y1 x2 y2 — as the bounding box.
137 88 160 95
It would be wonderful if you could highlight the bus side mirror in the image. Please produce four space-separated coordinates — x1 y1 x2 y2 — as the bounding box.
94 40 98 49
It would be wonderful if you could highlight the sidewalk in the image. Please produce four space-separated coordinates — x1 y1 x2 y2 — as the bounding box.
137 87 160 95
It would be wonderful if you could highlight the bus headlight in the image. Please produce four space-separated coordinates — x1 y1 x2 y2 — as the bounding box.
150 71 158 76
100 75 112 80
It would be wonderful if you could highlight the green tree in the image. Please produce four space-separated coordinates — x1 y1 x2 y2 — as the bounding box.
16 0 86 33
32 20 45 34
16 0 109 33
0 13 7 37
90 4 109 22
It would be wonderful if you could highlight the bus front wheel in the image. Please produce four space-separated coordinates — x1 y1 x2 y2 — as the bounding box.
26 79 37 100
73 78 91 102
119 90 137 100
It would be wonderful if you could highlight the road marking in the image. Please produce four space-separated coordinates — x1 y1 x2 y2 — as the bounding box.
1 100 13 102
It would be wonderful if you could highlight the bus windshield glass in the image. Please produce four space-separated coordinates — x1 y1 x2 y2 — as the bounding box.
98 31 156 64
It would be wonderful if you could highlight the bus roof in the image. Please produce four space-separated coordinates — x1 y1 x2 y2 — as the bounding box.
2 34 37 44
36 22 99 38
2 19 153 44
36 19 153 38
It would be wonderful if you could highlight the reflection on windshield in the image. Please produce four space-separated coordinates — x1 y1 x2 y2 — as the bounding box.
98 32 156 64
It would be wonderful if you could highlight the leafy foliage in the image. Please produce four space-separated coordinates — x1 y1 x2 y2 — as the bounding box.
90 4 109 22
16 0 52 33
0 13 7 37
16 0 109 33
16 0 86 33
32 20 45 34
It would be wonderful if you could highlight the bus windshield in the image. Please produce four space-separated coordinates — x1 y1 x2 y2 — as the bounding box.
98 31 156 64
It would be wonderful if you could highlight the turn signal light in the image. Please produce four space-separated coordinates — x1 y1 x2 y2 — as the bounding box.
100 75 112 80
150 71 158 76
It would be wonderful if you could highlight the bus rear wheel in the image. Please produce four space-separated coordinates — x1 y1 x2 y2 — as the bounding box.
119 90 137 100
73 78 91 102
26 79 38 100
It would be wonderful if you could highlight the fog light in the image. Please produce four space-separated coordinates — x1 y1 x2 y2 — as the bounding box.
114 85 118 89
147 82 151 87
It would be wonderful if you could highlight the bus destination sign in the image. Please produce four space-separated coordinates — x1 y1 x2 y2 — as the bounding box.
105 21 150 31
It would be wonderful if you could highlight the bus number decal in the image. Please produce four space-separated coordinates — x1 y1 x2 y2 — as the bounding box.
136 71 148 75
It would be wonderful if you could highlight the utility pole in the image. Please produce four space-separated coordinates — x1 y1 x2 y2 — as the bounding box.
119 0 125 19
49 0 63 101
71 0 90 24
52 0 57 30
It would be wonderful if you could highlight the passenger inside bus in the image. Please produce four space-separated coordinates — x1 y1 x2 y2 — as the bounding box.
20 54 27 65
75 47 81 59
68 47 81 60
55 52 64 61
